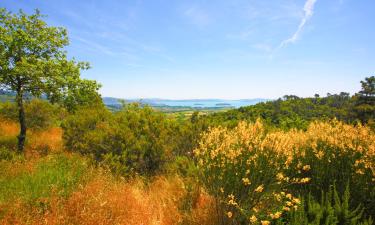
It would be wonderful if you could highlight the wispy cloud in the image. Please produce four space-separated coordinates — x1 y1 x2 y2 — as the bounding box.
252 43 272 52
184 6 211 27
278 0 318 49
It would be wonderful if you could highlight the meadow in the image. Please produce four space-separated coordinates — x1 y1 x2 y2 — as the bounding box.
0 8 374 225
0 91 374 224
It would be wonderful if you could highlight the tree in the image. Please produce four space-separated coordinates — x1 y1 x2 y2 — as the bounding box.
0 9 101 152
354 76 375 123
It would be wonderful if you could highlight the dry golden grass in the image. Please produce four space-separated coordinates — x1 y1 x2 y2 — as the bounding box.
0 118 218 225
1 173 218 225
0 117 19 136
0 118 63 157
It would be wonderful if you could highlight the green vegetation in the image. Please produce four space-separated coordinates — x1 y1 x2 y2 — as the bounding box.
0 8 374 225
0 153 90 204
278 185 373 225
201 77 374 130
0 8 101 151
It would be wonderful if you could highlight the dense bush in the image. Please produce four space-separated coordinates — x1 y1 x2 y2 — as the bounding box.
0 99 62 130
194 120 375 224
194 120 305 224
62 104 176 176
277 185 373 225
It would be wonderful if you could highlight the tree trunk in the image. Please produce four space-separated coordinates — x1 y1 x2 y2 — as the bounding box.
16 89 26 152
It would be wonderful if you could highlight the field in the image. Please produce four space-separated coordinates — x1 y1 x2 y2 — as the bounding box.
0 6 374 225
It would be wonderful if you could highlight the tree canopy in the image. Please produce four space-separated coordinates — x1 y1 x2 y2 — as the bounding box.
0 8 101 151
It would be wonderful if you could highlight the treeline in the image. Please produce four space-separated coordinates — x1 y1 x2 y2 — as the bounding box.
200 77 375 130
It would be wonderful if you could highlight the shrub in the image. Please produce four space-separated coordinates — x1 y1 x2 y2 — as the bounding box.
194 120 375 224
62 104 175 176
277 185 373 225
194 120 304 224
0 99 62 130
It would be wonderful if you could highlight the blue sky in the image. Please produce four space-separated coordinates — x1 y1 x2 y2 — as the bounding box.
1 0 374 99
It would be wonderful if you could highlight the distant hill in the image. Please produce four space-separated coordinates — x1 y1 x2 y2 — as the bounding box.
102 97 270 108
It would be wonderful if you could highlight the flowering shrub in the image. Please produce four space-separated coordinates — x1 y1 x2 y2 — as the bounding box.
194 119 375 224
194 120 303 224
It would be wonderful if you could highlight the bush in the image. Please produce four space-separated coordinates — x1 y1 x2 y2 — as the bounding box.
0 99 62 130
277 185 373 225
62 104 176 176
194 120 304 224
194 120 375 224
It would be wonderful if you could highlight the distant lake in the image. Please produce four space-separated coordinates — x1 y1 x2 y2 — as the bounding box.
103 98 270 108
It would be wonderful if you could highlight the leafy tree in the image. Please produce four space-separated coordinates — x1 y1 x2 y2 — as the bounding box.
354 76 375 124
0 9 101 151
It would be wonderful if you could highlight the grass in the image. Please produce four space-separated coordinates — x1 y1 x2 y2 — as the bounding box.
0 119 217 224
0 153 91 204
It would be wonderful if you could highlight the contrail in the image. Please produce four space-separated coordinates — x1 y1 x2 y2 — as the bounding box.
278 0 318 49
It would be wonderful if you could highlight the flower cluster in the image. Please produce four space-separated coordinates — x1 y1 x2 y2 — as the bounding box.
194 119 374 224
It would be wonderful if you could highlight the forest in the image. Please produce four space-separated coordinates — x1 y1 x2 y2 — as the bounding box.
0 8 375 225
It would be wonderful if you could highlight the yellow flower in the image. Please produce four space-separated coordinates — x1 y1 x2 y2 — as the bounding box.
302 165 311 171
276 172 284 181
227 211 233 218
293 198 301 204
286 193 292 199
261 220 271 225
270 211 282 219
283 206 290 211
300 177 311 183
242 177 251 186
254 185 264 193
249 215 257 223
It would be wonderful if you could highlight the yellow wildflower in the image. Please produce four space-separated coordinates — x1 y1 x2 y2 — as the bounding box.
242 177 251 186
270 211 282 219
227 211 233 218
261 220 271 225
249 215 257 223
302 165 311 171
300 177 311 183
293 198 301 204
254 185 264 193
286 193 292 200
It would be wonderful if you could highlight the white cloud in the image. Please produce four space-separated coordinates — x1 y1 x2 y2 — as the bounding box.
278 0 318 49
184 6 211 27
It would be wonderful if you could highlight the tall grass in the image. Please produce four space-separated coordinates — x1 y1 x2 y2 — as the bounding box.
0 154 91 204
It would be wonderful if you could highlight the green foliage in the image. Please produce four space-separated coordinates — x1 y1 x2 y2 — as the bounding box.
354 76 375 125
0 8 100 108
202 92 356 130
62 103 176 176
200 77 375 131
0 153 90 205
278 185 373 225
0 99 63 130
0 8 101 151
